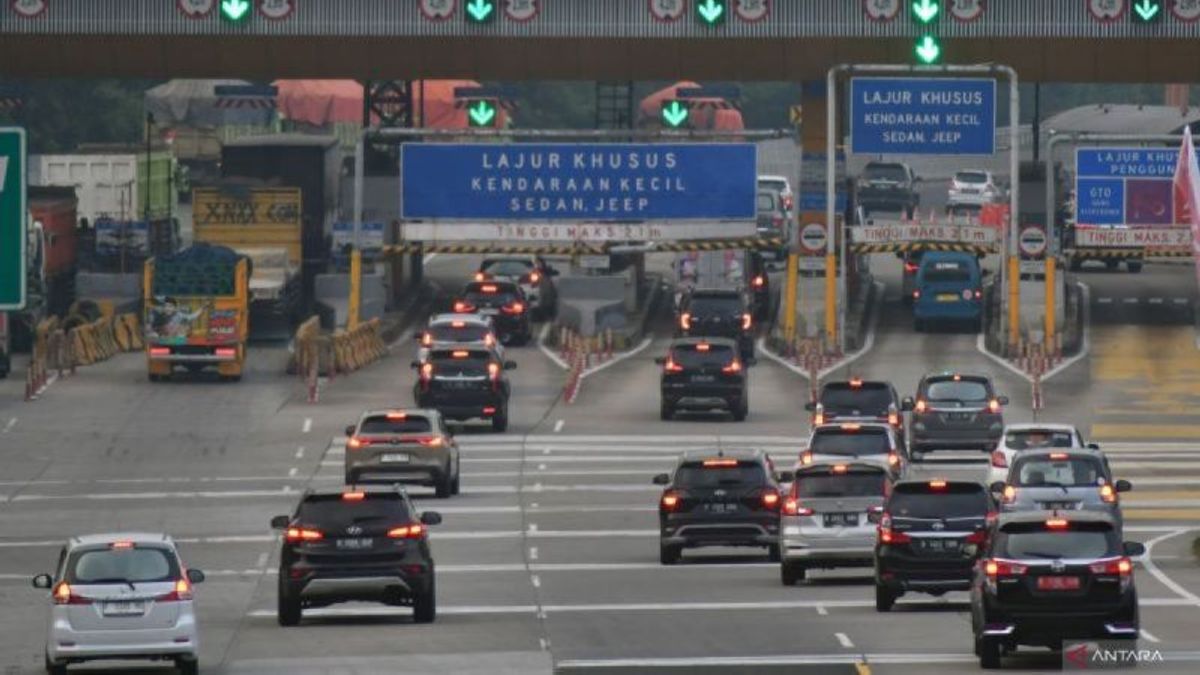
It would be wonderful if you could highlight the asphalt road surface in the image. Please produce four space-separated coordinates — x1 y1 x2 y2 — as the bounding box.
1 253 1198 674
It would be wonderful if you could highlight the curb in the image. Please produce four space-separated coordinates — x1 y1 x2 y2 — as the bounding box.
973 281 1090 385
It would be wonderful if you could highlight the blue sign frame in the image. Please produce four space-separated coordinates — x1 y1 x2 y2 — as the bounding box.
1075 147 1180 226
850 78 997 156
400 143 758 221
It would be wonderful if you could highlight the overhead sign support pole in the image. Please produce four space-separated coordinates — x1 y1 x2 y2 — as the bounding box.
827 63 1018 356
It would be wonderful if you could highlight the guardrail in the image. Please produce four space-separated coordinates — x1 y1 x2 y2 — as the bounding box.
292 315 387 404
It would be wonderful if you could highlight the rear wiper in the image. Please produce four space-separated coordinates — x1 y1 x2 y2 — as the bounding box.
1019 551 1065 559
1028 480 1071 495
85 577 137 590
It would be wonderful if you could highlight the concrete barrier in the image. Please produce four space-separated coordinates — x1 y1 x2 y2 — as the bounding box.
315 272 387 328
555 274 628 337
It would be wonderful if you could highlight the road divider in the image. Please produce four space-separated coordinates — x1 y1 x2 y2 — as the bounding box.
24 313 142 401
291 315 387 403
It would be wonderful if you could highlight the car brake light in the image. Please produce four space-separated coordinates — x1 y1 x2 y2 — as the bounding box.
912 290 920 300
783 497 814 516
974 289 983 300
1089 557 1133 575
799 451 813 465
386 412 407 420
831 464 848 474
215 347 237 357
878 524 911 544
1002 485 1017 503
1049 452 1069 460
481 284 498 293
149 347 171 357
965 530 988 545
158 578 193 602
342 491 366 501
453 301 474 313
988 399 1002 413
661 491 681 511
347 437 370 450
887 411 900 426
502 302 525 315
664 357 684 373
285 527 324 542
387 524 426 539
417 436 445 447
703 459 739 467
761 491 781 509
841 423 861 431
849 378 863 388
953 374 962 381
483 406 497 415
1099 484 1117 504
680 313 692 331
696 343 711 352
991 450 1008 468
985 559 1028 577
528 271 541 285
914 399 927 413
420 363 433 383
929 480 947 490
474 272 486 282
488 362 501 381
484 333 496 347
421 333 433 346
52 581 92 605
451 321 466 328
111 540 134 550
887 453 900 467
722 360 742 374
752 275 765 289
904 262 919 274
742 313 753 331
452 350 470 358
1045 518 1069 529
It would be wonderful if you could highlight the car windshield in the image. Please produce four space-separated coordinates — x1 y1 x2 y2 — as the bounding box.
70 546 177 584
429 353 492 377
865 164 908 182
672 344 736 369
1013 456 1106 487
688 296 743 316
429 323 490 343
1006 430 1075 450
757 193 777 212
297 494 410 528
810 429 890 456
759 179 788 193
820 383 894 414
925 380 989 403
482 260 534 277
888 484 989 519
921 261 973 283
955 171 989 184
795 472 886 498
996 525 1117 559
674 462 767 488
359 415 433 435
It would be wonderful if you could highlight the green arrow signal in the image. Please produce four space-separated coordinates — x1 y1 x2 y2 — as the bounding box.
1133 0 1162 22
661 100 690 129
220 0 251 21
915 35 941 64
466 0 496 22
696 0 726 25
467 100 498 127
912 0 940 23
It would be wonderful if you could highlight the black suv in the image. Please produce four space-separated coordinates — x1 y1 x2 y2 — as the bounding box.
970 512 1144 669
413 347 517 432
677 288 756 363
656 338 749 422
875 479 993 611
653 450 783 565
805 379 909 441
857 161 920 218
453 280 532 345
906 372 1008 459
271 487 442 626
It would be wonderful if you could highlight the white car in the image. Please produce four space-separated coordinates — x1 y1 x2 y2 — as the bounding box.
987 423 1092 485
758 175 795 214
34 533 205 675
416 313 504 364
476 256 559 319
947 170 1001 208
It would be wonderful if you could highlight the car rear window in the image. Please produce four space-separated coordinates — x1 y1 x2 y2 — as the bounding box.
675 461 766 488
1013 455 1106 488
757 193 777 211
672 344 736 368
69 546 178 584
1004 430 1075 450
429 323 490 343
864 164 908 181
795 471 887 498
297 494 410 528
482 260 534 277
687 295 743 316
359 414 433 435
924 379 990 403
820 383 894 414
810 428 891 456
996 522 1118 559
888 483 989 519
921 261 974 283
955 171 988 184
429 351 492 377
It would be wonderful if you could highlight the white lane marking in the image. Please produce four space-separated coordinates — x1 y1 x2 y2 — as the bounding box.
1141 629 1161 643
816 605 828 616
529 546 538 560
528 523 539 533
835 633 854 649
554 420 564 433
295 446 305 459
580 336 654 380
530 574 541 589
537 464 547 471
540 638 550 651
255 552 268 569
288 467 298 478
1149 298 1165 305
11 488 298 502
555 653 1200 668
1139 528 1200 607
537 323 570 370
1097 297 1113 304
423 253 439 264
2 417 16 433
302 418 312 434
530 502 539 508
1124 297 1139 304
975 331 1036 384
1175 298 1190 305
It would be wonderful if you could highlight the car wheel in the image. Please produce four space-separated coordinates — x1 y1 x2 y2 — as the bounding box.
44 653 66 675
660 544 681 565
978 636 1002 669
780 563 806 586
176 656 200 675
492 407 509 433
767 544 781 562
874 583 896 612
451 467 461 495
413 576 437 624
435 467 453 499
731 398 748 422
277 579 302 626
660 401 673 421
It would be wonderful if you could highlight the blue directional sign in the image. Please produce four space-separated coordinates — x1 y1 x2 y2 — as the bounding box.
850 78 996 155
1075 147 1179 225
401 144 757 221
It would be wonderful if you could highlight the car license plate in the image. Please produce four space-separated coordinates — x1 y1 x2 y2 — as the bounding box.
823 512 858 527
948 412 972 421
1039 501 1078 510
705 502 738 514
1037 576 1081 591
937 294 958 302
381 453 410 463
480 308 500 316
918 538 960 552
336 538 374 550
691 375 716 383
102 601 145 616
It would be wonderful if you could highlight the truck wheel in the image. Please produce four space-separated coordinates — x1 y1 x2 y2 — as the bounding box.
660 544 681 565
413 577 436 624
874 583 896 612
781 563 806 586
277 580 302 626
1127 261 1143 274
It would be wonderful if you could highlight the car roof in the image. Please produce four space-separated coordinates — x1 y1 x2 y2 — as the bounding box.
811 422 894 432
995 510 1117 527
920 251 978 264
69 533 175 548
302 485 410 499
1003 423 1078 433
359 408 441 421
670 336 739 348
794 459 891 475
891 478 985 490
1012 448 1102 461
429 313 490 326
921 371 992 382
824 379 893 389
680 448 764 462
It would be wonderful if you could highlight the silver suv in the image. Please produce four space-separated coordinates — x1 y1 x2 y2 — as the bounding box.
344 409 461 498
33 533 205 675
799 423 905 477
779 461 890 585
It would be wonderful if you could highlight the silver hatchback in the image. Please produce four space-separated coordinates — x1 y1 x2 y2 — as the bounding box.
779 462 890 585
33 533 205 675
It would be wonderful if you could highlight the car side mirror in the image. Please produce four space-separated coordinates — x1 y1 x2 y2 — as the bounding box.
420 511 443 526
1123 541 1146 557
186 569 206 584
997 395 1010 406
902 397 915 411
31 574 52 590
1087 443 1101 451
989 481 1007 494
653 357 666 365
1115 479 1132 493
504 361 518 371
652 473 671 485
345 425 356 437
803 402 816 412
270 515 290 530
776 471 793 483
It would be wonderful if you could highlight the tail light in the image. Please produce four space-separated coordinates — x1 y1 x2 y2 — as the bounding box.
680 313 692 331
887 410 900 426
877 513 911 544
799 450 813 465
988 399 1002 413
157 578 193 602
1099 484 1118 504
421 333 433 347
660 490 682 512
453 301 475 313
488 362 501 381
483 406 497 415
420 363 434 384
1089 557 1133 576
1045 518 1070 529
663 357 684 373
912 290 921 300
929 480 947 490
502 302 525 315
416 436 445 447
974 289 983 300
752 275 765 289
474 272 487 282
742 313 753 331
347 437 371 450
722 360 743 374
52 582 93 605
914 399 927 413
965 530 988 545
761 490 781 510
528 271 541 285
215 347 237 358
149 347 171 357
991 450 1008 468
904 262 919 274
1002 485 1017 504
342 491 366 501
985 559 1028 578
285 527 324 542
783 497 814 516
887 452 901 468
387 524 426 540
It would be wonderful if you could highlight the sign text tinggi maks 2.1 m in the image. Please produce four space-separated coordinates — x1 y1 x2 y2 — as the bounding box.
400 144 758 221
850 78 997 156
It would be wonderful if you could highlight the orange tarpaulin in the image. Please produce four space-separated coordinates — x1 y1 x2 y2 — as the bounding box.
274 80 510 128
638 81 744 130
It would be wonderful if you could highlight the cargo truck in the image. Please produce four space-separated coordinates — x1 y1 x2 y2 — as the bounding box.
144 244 249 382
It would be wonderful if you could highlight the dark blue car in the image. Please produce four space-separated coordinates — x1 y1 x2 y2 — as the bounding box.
912 252 983 332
